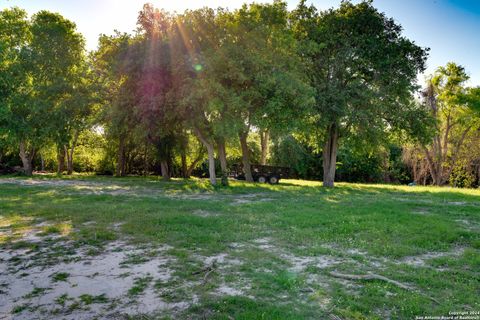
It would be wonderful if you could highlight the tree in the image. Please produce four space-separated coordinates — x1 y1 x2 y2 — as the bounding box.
216 1 313 182
173 7 232 185
420 63 480 185
0 8 86 175
135 4 182 180
51 52 92 175
292 0 428 187
63 69 96 175
92 32 138 177
0 8 31 173
29 11 86 175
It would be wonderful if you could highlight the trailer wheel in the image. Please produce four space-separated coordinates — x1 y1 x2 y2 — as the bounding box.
257 176 267 183
269 176 279 184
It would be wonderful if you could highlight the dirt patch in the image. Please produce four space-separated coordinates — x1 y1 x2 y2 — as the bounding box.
411 207 431 215
174 194 217 201
455 219 479 231
0 219 66 244
0 178 152 198
189 252 249 299
230 193 274 205
0 233 191 319
110 222 124 231
215 285 244 296
195 253 243 269
191 210 218 218
252 237 276 250
251 238 349 273
0 178 276 206
393 197 434 205
448 201 467 206
0 178 107 188
0 221 256 320
345 249 368 256
280 253 345 272
394 196 480 207
399 247 466 267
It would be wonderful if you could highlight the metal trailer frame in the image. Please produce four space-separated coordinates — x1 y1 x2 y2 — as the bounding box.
230 164 291 184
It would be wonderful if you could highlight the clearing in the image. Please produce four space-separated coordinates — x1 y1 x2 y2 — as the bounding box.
0 175 479 319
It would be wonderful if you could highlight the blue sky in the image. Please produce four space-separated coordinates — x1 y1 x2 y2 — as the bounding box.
1 0 479 86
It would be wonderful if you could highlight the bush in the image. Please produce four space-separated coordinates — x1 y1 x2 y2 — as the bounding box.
336 148 384 183
271 135 322 180
450 160 476 188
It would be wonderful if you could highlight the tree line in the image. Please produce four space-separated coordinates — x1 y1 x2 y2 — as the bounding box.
1 1 479 187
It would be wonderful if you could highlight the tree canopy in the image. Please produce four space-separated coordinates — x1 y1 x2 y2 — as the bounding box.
291 0 429 187
1 1 480 188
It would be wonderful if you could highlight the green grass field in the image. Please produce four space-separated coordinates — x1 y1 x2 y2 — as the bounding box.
0 175 479 319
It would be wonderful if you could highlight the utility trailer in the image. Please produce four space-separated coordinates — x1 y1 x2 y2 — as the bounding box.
231 164 291 184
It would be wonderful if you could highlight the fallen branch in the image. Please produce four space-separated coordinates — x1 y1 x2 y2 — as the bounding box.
191 265 213 276
192 260 217 285
329 271 412 290
329 271 440 304
203 267 214 285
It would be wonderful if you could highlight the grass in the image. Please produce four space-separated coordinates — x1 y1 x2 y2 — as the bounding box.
12 304 29 314
23 287 50 299
128 275 154 296
51 272 70 282
0 174 479 319
79 293 109 305
55 293 73 306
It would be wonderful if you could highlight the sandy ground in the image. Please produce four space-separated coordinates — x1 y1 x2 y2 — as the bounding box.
0 223 186 319
0 220 468 319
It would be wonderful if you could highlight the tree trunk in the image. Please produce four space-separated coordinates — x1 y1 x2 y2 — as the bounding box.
422 145 441 186
181 149 187 178
64 130 79 175
143 142 149 176
442 126 472 185
193 127 216 185
186 145 205 178
260 130 270 165
160 160 170 181
40 154 45 172
322 123 339 188
205 144 216 185
217 137 229 186
239 131 254 182
413 161 418 183
57 146 66 174
19 141 34 176
66 147 73 175
116 136 126 177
